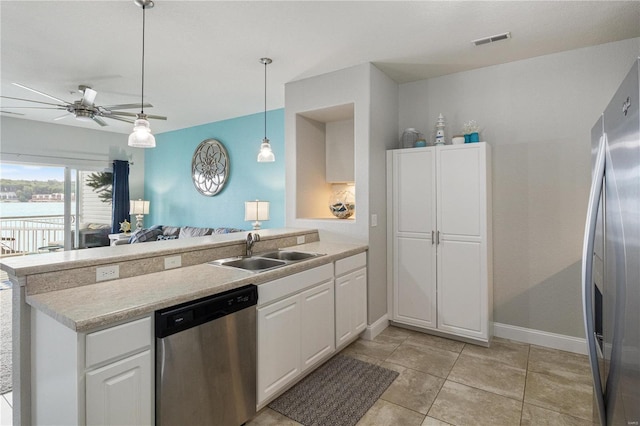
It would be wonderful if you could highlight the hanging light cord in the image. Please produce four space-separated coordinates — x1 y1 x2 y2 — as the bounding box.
263 60 267 139
140 4 146 115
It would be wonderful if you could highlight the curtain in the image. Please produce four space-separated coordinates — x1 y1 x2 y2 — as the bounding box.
111 160 130 234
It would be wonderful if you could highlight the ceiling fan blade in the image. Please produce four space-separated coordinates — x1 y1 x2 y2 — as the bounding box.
13 83 70 105
104 115 135 124
0 106 66 109
109 111 167 120
81 88 97 106
0 111 25 116
0 95 67 107
106 111 137 117
145 114 167 121
92 116 108 127
101 102 152 110
53 114 70 121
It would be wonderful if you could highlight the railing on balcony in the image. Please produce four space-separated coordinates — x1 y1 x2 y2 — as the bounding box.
0 215 74 255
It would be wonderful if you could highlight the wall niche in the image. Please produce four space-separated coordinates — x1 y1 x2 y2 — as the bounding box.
295 103 355 220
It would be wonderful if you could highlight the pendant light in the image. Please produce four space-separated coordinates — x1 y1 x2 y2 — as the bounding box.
128 0 156 148
257 57 275 162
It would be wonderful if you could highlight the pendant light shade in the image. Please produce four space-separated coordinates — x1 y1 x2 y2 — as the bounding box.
128 116 156 148
129 0 156 148
257 58 275 162
258 138 275 162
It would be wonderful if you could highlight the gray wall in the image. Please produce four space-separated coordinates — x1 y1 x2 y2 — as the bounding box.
398 38 640 337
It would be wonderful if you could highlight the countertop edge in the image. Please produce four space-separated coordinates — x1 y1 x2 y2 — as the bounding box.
26 242 368 333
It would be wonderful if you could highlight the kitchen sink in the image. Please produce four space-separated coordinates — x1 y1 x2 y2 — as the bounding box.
258 250 321 261
210 257 286 272
210 250 324 273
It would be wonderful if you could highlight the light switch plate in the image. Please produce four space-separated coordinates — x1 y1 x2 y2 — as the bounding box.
164 255 182 269
371 214 378 227
297 235 305 244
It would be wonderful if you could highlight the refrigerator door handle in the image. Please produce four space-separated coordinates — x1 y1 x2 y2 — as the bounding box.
582 133 607 426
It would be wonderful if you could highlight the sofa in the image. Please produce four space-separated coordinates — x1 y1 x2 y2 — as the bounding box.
117 225 244 245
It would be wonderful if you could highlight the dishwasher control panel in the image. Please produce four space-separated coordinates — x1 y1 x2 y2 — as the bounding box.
155 284 258 338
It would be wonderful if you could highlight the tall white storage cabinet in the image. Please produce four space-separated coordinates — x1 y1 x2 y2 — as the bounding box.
387 143 492 344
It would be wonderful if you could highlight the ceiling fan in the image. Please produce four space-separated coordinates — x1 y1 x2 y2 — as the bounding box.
0 82 167 127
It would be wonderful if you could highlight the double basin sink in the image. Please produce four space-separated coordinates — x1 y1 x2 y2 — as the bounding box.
210 250 324 273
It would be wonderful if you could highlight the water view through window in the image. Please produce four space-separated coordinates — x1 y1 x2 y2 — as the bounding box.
0 163 112 254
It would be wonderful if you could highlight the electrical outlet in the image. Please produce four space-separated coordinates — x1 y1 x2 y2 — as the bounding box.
297 235 305 244
164 255 182 270
96 265 119 282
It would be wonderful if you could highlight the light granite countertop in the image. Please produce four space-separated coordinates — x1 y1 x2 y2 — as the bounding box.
0 227 313 277
26 241 367 333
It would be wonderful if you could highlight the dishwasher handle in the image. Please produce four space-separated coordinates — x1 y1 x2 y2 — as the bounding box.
155 284 257 338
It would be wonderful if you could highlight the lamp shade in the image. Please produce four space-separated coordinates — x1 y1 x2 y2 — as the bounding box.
245 200 270 221
130 199 150 215
257 139 275 162
128 118 156 148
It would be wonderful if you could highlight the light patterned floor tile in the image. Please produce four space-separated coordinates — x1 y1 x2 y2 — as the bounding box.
386 339 459 378
421 416 452 426
528 345 592 386
356 399 425 426
246 408 302 426
460 337 530 370
342 350 383 366
428 380 522 426
379 362 445 414
521 403 597 425
524 371 593 421
406 331 466 353
346 338 400 361
447 352 526 400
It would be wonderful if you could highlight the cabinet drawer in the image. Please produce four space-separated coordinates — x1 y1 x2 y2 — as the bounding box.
335 252 366 276
86 316 151 368
258 263 333 306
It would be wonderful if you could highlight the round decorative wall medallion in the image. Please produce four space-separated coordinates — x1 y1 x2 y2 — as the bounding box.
191 138 229 196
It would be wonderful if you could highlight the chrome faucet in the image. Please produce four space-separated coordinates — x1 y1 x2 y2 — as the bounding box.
246 232 260 257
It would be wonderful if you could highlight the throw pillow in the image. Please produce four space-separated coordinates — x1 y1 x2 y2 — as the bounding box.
129 228 163 243
178 226 213 238
157 235 178 241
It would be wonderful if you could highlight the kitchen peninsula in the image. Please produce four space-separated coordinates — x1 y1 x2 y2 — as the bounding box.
1 228 368 425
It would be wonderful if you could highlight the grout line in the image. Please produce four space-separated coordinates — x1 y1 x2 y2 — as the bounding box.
520 343 531 425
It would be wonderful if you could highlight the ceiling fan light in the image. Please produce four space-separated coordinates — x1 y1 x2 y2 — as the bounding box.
128 118 156 148
75 114 93 122
257 138 275 162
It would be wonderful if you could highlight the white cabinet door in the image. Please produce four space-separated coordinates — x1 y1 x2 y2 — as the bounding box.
257 294 301 405
335 267 368 348
335 274 353 348
300 280 335 372
86 350 152 426
437 240 486 339
437 145 482 237
390 148 437 328
352 268 367 334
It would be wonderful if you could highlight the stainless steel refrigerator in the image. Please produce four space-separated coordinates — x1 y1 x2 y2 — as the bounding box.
583 58 640 426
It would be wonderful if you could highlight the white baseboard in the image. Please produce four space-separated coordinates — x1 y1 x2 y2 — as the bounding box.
493 322 587 355
362 314 389 341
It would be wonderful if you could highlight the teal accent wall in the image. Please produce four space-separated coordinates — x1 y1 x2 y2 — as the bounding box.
144 109 284 230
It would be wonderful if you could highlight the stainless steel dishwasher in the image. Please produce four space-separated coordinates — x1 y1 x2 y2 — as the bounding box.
155 284 258 426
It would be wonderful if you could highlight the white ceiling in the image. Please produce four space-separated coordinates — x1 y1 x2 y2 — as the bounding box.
1 1 638 135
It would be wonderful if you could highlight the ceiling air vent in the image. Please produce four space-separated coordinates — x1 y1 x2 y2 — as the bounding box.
472 32 511 46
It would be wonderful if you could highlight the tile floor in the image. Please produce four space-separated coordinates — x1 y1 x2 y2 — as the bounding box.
0 326 595 426
249 326 596 426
